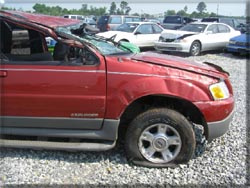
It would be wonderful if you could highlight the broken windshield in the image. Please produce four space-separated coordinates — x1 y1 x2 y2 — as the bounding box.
56 23 129 55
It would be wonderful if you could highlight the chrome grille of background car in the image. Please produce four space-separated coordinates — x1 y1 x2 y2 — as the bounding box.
164 38 175 42
235 42 247 47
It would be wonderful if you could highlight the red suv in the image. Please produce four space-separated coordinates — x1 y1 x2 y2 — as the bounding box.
0 11 234 167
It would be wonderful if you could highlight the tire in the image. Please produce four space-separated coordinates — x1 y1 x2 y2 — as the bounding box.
232 52 240 56
189 41 201 56
125 108 196 167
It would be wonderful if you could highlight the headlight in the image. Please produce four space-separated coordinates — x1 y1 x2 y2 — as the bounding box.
229 40 236 44
174 38 188 43
174 39 181 43
209 81 230 100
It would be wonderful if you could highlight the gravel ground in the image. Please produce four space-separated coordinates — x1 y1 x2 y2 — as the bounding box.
0 52 249 186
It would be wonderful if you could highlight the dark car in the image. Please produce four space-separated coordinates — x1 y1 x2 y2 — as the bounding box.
97 15 141 32
162 15 194 30
201 17 246 33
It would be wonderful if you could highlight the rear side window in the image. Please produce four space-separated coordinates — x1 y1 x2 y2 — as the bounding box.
11 29 30 55
218 24 230 33
207 24 219 33
124 17 140 22
109 17 122 24
77 15 84 20
136 24 153 34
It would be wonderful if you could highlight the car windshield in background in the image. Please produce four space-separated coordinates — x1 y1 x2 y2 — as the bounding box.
201 18 218 22
116 23 139 32
179 24 207 32
164 16 182 24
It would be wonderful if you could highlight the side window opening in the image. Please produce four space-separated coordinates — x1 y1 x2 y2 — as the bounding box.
136 24 153 34
207 25 219 33
1 20 99 66
152 24 163 34
109 17 122 24
218 24 230 33
11 29 30 55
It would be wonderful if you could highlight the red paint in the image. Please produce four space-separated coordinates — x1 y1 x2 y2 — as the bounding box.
0 10 234 125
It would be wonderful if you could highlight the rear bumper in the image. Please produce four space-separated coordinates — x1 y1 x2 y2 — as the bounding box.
206 109 234 142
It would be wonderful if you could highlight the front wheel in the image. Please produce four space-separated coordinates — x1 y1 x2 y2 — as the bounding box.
189 41 201 56
125 108 196 167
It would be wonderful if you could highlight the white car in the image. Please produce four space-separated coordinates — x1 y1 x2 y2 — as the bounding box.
154 22 241 56
97 22 164 48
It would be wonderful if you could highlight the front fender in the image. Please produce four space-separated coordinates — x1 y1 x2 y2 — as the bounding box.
105 75 212 119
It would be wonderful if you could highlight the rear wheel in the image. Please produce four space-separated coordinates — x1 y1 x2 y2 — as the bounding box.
189 41 201 56
125 108 196 167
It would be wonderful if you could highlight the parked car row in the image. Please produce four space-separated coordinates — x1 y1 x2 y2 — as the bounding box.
47 14 249 57
93 15 247 56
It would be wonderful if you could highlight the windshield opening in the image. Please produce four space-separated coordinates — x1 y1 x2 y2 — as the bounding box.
56 23 131 55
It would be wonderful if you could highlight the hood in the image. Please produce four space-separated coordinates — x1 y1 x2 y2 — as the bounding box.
130 52 229 78
230 33 250 43
0 10 81 29
161 30 197 39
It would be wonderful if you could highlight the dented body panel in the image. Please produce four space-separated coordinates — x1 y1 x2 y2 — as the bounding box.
0 10 234 145
103 53 234 124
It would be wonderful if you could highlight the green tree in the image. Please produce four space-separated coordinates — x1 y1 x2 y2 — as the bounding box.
197 2 207 14
120 1 131 14
209 12 217 17
116 8 122 15
165 10 176 16
33 4 47 14
109 2 116 15
177 10 186 16
125 6 131 15
190 11 199 18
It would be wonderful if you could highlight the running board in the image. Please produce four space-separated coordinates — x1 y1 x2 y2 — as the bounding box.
0 139 116 151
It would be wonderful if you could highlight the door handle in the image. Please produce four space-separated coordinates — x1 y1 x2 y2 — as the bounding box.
0 70 7 77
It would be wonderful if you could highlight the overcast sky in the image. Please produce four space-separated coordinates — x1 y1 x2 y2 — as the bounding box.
1 0 248 17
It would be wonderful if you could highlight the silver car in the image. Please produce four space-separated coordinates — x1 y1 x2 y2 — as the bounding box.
154 22 241 56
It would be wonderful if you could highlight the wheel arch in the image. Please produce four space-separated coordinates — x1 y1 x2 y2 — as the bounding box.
192 40 202 51
119 39 130 42
118 95 208 140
